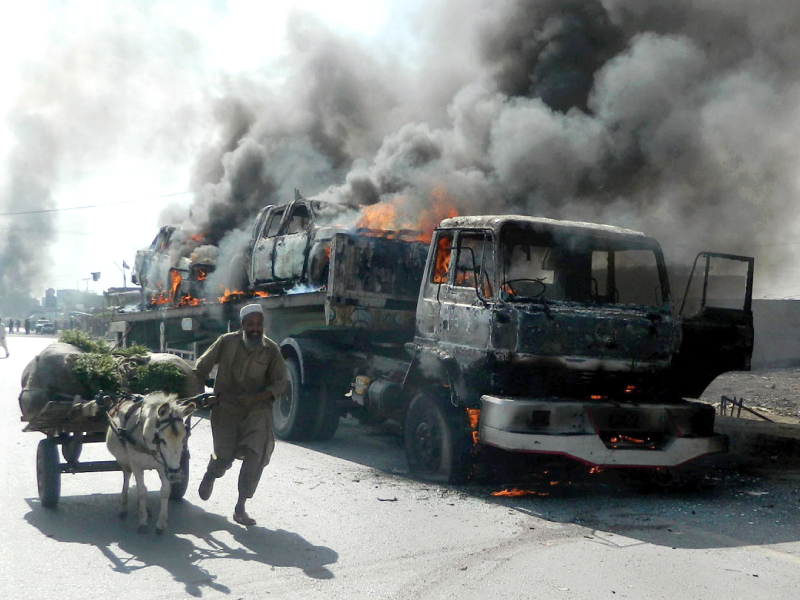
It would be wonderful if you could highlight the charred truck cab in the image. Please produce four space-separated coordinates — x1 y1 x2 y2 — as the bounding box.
397 216 753 481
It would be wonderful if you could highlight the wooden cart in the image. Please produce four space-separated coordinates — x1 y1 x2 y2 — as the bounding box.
22 393 193 508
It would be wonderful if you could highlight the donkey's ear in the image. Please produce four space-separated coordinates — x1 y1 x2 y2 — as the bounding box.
157 402 170 418
181 402 196 418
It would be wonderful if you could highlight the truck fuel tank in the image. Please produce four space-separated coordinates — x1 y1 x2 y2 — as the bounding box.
352 376 403 414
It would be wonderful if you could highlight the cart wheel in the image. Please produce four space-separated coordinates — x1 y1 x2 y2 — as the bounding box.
62 433 83 464
168 447 190 500
37 438 61 508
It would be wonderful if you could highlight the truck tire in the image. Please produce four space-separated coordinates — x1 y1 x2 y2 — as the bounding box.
37 438 61 508
404 392 473 485
273 358 316 441
309 384 341 441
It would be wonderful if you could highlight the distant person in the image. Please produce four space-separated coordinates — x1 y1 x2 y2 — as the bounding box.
0 317 8 358
15 320 20 333
193 303 288 526
24 318 30 334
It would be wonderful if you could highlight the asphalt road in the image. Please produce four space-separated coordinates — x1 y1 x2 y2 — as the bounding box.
2 334 800 600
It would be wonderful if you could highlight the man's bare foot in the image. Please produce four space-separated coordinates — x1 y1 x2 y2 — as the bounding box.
233 511 256 526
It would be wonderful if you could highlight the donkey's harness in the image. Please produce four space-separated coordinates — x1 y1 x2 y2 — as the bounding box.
106 395 187 476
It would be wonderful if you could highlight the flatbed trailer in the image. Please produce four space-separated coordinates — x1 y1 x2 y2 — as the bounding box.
113 232 426 359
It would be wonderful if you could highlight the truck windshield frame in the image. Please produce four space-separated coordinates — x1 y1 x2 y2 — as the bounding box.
498 224 669 309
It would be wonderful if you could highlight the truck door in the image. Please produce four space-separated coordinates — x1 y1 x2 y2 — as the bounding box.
273 202 312 282
436 231 495 396
251 206 286 285
246 206 273 286
439 231 494 346
673 252 754 398
416 231 454 341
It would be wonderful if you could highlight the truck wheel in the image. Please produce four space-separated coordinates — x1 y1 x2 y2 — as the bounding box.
37 438 61 508
273 358 315 441
310 384 341 441
404 392 472 485
168 447 190 500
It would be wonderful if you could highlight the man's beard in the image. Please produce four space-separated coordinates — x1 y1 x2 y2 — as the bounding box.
243 331 263 348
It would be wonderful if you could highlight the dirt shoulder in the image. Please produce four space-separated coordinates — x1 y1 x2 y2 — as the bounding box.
701 367 800 423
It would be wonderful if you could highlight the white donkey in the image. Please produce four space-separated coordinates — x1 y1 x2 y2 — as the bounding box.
106 393 196 534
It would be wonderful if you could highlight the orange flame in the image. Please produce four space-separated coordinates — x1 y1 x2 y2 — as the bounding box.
413 187 459 244
607 435 655 450
252 290 269 298
466 408 480 444
169 269 181 303
432 235 452 283
466 408 480 429
355 187 459 244
217 288 245 303
177 294 202 307
195 267 208 282
149 292 169 306
189 233 204 242
491 488 550 498
357 202 397 231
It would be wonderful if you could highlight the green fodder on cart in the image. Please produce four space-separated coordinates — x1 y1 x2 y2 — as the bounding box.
59 330 109 354
60 330 149 357
71 353 123 396
129 361 187 396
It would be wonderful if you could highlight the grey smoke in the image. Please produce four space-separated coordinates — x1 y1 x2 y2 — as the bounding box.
180 0 800 300
0 113 58 298
4 1 800 300
1 2 213 298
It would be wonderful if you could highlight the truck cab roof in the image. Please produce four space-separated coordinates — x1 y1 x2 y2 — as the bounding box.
436 215 659 247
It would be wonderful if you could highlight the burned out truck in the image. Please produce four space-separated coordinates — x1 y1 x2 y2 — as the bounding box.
132 226 216 307
114 213 754 483
246 194 359 292
272 214 754 481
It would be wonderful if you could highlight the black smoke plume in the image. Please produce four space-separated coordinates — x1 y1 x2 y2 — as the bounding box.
173 0 800 302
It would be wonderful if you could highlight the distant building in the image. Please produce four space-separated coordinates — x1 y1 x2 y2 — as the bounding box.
56 289 105 313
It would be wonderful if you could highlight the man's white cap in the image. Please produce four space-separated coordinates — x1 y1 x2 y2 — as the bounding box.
239 303 264 321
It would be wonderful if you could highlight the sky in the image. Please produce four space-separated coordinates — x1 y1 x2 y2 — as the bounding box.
0 0 412 296
2 0 800 303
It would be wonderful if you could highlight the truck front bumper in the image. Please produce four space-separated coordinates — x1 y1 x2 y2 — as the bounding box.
479 395 728 468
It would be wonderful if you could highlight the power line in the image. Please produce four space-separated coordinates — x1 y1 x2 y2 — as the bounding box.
0 191 191 216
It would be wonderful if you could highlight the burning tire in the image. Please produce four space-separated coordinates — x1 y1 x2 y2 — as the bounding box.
404 392 473 484
37 438 61 508
273 358 316 441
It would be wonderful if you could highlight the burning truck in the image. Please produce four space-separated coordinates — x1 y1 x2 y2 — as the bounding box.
132 191 434 307
116 200 753 483
132 226 217 307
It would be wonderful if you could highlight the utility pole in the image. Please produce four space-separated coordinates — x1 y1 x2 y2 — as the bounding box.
114 262 127 289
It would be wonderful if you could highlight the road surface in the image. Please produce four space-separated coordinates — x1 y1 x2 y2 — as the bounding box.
1 333 799 599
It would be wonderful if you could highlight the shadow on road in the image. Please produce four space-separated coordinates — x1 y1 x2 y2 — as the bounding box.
24 496 337 597
295 418 800 551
